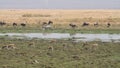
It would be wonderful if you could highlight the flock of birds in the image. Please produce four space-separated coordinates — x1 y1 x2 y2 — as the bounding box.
0 20 111 30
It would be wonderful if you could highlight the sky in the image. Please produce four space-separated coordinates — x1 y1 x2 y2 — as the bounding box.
0 0 120 9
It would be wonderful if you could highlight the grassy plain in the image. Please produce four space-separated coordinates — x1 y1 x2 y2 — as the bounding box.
0 37 120 68
0 9 120 24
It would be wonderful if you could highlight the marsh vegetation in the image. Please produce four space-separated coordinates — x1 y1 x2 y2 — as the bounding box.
0 9 120 68
0 38 120 68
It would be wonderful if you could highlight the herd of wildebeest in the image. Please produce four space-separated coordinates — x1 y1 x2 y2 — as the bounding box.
0 20 111 29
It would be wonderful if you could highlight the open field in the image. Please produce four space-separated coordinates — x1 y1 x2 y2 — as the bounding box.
0 9 120 33
0 9 120 67
0 9 120 24
0 37 120 68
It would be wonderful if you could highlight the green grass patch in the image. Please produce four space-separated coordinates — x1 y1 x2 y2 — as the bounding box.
0 38 120 68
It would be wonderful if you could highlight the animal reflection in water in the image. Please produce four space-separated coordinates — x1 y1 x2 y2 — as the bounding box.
42 21 53 30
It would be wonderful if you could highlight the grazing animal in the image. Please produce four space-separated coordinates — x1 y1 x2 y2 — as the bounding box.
42 21 53 30
31 60 39 64
62 43 68 50
13 23 17 26
48 46 54 51
0 21 6 26
94 22 99 27
69 23 77 29
72 55 80 60
28 42 35 47
48 20 53 25
82 22 89 27
107 22 111 27
82 42 89 47
42 22 47 25
2 44 16 50
91 43 99 51
21 23 26 27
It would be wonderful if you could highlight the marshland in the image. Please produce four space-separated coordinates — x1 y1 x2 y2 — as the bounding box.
0 37 120 68
0 9 120 68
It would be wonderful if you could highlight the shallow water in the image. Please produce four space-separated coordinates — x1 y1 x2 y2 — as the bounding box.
0 33 120 42
72 34 120 42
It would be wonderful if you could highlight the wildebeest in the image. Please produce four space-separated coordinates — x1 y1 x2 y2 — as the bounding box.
21 23 26 27
107 22 111 27
94 22 99 27
48 20 53 25
69 23 77 29
0 21 6 26
42 22 47 25
42 21 53 30
82 22 89 27
13 23 17 26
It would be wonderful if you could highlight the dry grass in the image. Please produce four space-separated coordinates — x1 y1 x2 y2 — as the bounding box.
0 9 120 25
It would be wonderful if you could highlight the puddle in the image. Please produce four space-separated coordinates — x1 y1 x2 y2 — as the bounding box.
0 33 120 42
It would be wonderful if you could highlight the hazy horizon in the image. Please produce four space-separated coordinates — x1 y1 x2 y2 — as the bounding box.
0 0 120 9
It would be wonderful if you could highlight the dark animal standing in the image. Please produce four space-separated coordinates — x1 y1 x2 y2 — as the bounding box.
0 21 6 26
82 22 89 27
42 22 47 25
21 23 26 27
48 20 53 25
42 21 53 30
69 23 77 29
13 23 17 26
107 23 111 27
